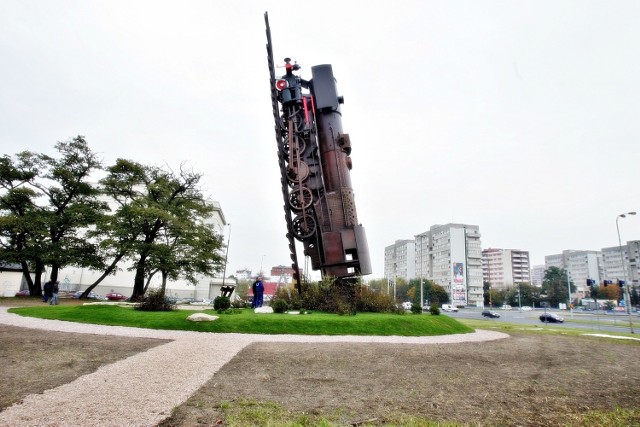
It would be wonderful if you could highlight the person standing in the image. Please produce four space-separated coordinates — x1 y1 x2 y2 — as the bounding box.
254 276 264 308
43 280 53 303
252 276 265 308
49 280 59 305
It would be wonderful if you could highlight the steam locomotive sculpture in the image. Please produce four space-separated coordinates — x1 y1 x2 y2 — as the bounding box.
265 12 371 292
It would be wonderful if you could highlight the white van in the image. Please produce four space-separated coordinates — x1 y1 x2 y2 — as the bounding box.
441 304 458 312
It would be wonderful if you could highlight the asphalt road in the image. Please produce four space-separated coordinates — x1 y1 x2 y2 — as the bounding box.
444 307 640 334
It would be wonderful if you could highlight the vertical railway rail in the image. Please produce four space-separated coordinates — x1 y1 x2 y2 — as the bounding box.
265 12 371 291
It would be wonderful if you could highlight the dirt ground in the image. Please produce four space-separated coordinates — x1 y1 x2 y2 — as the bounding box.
0 298 169 411
0 324 169 411
2 298 640 426
160 333 640 426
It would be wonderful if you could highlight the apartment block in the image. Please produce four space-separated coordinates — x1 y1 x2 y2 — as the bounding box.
415 223 483 306
482 248 531 290
544 250 603 299
531 265 545 287
602 240 640 286
384 239 416 282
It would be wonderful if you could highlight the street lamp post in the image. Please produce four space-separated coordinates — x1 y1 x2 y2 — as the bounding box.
222 224 231 287
260 254 266 276
566 268 573 318
616 212 636 334
419 238 424 311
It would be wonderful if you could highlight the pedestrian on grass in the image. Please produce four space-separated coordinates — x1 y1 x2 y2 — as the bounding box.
43 280 53 303
49 280 59 305
252 276 264 308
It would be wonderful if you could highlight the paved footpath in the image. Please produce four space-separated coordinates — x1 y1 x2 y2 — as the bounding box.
0 307 508 427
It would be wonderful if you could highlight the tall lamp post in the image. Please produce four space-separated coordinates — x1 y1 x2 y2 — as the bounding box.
616 212 636 334
222 223 231 287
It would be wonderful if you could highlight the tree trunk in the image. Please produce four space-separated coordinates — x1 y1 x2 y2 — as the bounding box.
80 253 125 298
143 270 158 294
131 256 147 300
19 260 40 296
50 262 60 283
34 259 45 295
160 270 168 297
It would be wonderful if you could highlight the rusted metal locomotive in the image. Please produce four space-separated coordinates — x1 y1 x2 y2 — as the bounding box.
264 13 371 292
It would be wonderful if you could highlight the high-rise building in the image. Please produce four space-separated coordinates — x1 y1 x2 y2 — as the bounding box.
531 265 545 287
415 224 483 306
482 248 531 290
544 250 602 300
602 240 640 286
384 240 416 282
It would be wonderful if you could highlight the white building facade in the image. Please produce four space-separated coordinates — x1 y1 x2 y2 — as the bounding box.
544 250 603 300
384 240 416 282
55 201 233 300
482 248 531 290
602 240 640 287
415 223 483 306
531 265 545 287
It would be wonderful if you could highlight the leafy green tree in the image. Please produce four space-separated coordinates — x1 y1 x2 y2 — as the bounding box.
483 281 491 306
32 137 107 282
504 283 540 307
145 216 224 297
366 278 387 293
631 286 639 307
599 283 622 301
0 137 106 294
0 152 43 294
99 159 222 300
428 283 449 305
489 289 505 307
541 267 574 307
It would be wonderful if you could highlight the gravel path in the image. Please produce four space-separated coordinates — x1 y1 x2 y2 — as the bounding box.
0 307 508 426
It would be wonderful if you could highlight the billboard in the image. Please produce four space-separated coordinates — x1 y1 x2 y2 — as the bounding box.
452 261 467 305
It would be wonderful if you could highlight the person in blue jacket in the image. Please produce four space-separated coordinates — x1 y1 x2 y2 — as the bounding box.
252 276 264 308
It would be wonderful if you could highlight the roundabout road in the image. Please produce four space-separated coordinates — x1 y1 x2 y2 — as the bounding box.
445 307 639 334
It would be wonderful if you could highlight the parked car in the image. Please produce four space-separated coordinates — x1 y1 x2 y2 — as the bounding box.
72 291 104 300
539 313 564 323
105 292 128 301
402 301 412 310
441 304 458 312
15 289 31 297
501 305 512 310
520 306 533 311
482 309 500 318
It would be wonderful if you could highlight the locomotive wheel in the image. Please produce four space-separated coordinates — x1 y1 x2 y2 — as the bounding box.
292 213 316 240
280 137 306 157
286 161 309 183
288 186 313 211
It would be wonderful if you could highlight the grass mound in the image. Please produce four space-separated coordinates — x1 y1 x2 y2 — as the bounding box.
8 305 473 336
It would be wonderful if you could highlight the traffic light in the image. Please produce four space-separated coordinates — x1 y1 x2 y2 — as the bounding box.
586 279 596 286
617 280 625 287
603 280 612 287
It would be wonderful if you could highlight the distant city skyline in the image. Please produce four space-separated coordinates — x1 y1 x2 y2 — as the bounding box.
1 1 638 280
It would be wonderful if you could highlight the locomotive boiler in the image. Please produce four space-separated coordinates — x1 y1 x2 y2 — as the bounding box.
264 12 371 291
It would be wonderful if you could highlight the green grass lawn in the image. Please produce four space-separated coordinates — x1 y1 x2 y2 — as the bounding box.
7 305 473 336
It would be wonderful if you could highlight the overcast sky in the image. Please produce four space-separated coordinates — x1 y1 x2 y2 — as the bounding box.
1 1 639 280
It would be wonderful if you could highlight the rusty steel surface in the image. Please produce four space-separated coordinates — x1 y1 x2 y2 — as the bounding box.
265 12 371 287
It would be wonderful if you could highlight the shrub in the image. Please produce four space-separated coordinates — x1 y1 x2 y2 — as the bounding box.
230 299 247 309
214 296 231 311
272 298 289 313
429 303 440 315
135 289 175 312
271 286 302 311
410 302 422 314
355 286 397 313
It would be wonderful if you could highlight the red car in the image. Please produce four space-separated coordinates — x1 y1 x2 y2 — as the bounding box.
105 292 128 301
